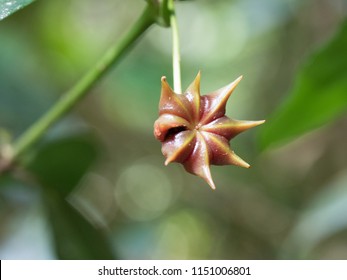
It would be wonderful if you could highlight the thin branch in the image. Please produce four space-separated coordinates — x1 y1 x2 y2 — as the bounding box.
10 6 155 163
169 0 182 93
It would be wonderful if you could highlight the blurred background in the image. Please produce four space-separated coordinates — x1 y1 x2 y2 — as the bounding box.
1 0 347 259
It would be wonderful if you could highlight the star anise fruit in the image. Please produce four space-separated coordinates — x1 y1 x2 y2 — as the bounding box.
154 72 264 189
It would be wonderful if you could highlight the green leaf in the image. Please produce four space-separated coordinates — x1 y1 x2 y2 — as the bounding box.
29 135 114 259
259 20 347 150
43 187 114 260
0 0 35 21
29 135 99 196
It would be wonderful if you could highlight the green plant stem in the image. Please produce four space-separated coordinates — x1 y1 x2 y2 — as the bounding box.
11 6 155 162
169 0 182 93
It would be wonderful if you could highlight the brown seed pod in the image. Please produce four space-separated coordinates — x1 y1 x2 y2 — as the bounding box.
154 72 265 189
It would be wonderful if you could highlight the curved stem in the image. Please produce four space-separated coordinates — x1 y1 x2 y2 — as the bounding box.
10 6 155 162
169 0 182 93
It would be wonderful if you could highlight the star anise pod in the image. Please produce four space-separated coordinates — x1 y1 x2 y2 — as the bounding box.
154 72 264 189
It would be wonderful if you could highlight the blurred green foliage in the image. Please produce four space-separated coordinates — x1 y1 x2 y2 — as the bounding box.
28 135 114 259
1 0 347 260
260 19 347 149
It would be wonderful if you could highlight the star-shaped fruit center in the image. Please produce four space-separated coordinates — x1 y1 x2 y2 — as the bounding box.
154 72 264 189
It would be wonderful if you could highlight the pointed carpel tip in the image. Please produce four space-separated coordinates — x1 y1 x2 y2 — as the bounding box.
227 76 243 89
161 76 169 87
205 177 216 190
222 75 243 98
165 155 177 165
250 119 266 128
207 176 216 190
200 164 216 190
255 120 266 127
161 76 172 88
161 76 175 95
235 119 266 133
196 71 201 79
233 75 243 86
161 76 168 84
195 71 201 85
185 71 202 95
230 152 250 168
234 158 250 168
